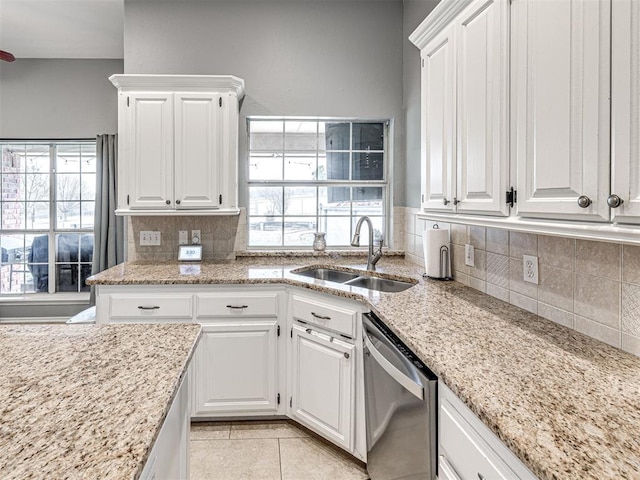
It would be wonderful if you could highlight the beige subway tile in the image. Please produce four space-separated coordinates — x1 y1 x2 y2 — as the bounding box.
452 244 469 275
575 240 621 281
468 276 486 293
621 333 640 357
486 283 509 302
469 226 486 250
453 270 469 286
538 302 574 329
469 249 486 281
622 245 640 285
574 274 620 329
574 315 621 349
509 257 538 298
538 265 573 312
622 283 640 336
509 291 537 315
450 224 468 245
486 252 509 288
405 211 416 235
509 232 537 258
486 228 509 255
538 235 575 270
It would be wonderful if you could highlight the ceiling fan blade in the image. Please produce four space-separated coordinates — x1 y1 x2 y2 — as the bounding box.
0 50 16 62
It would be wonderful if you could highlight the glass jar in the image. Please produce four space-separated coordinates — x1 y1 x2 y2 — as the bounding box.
312 232 327 252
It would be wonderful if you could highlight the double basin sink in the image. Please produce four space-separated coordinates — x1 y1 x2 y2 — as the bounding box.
293 267 415 293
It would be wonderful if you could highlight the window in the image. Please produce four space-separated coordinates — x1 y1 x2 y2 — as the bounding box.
247 118 388 248
0 142 95 295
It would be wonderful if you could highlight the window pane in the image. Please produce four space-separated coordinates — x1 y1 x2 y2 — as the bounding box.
56 263 79 292
25 202 49 229
284 121 317 151
27 234 48 293
285 187 317 215
25 144 50 173
353 187 384 215
249 154 283 181
323 122 350 150
57 173 81 200
56 144 82 173
248 216 283 246
284 154 317 181
250 120 284 151
249 187 283 216
82 173 96 201
324 152 350 180
57 202 81 229
81 202 95 229
2 145 25 172
8 174 26 202
284 217 317 247
26 174 49 201
323 217 352 246
81 144 97 173
2 203 24 229
56 233 80 262
352 122 384 150
353 153 384 180
319 187 350 215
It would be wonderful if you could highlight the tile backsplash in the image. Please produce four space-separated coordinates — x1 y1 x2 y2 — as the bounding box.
401 207 640 358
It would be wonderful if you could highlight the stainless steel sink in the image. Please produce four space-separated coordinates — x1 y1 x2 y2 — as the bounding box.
293 267 415 293
294 267 360 283
344 275 415 293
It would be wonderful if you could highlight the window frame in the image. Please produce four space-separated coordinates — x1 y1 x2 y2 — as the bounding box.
246 117 391 249
0 140 96 297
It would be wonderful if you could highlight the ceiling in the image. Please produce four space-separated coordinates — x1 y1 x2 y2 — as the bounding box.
0 0 124 59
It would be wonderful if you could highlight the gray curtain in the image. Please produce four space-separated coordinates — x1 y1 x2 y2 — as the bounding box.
90 134 124 305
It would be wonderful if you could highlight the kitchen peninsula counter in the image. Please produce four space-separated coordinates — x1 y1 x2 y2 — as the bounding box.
88 256 640 480
0 323 201 479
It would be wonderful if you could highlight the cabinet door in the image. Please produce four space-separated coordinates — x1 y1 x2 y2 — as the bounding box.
192 322 278 415
290 324 354 451
174 93 222 209
455 0 509 216
127 93 174 209
512 0 611 221
421 25 456 212
611 0 640 223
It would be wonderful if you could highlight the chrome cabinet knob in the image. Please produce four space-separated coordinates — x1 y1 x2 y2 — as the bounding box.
453 197 460 206
176 199 181 205
443 198 450 206
165 199 171 205
577 195 591 208
607 194 624 208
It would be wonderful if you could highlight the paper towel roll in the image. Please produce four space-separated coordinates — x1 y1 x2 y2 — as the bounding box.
423 226 450 278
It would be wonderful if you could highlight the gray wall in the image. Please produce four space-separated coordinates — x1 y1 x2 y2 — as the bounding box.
124 0 404 206
0 59 122 138
402 0 439 207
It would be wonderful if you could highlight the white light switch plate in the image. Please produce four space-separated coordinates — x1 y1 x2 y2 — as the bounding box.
465 244 475 267
140 231 161 246
178 230 189 245
523 255 539 284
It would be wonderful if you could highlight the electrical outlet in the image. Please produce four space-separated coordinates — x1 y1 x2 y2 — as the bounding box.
523 255 539 284
140 231 161 246
191 230 201 245
464 244 475 267
179 230 189 245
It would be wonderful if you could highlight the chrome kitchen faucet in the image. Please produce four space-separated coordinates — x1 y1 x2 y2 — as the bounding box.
351 216 383 271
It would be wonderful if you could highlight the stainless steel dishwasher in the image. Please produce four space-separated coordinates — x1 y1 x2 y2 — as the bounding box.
363 312 438 480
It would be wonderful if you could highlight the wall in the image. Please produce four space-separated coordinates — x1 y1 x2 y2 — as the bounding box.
401 208 640 358
402 0 439 208
0 59 122 138
124 0 404 206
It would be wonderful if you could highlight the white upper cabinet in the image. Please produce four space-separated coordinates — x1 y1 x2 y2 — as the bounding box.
411 0 509 217
512 0 611 222
110 75 245 215
611 0 640 223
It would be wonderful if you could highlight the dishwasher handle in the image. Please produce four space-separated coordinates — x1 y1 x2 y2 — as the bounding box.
364 332 424 400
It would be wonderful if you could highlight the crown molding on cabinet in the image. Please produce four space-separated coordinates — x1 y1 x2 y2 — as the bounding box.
409 0 477 49
108 74 245 98
115 208 240 216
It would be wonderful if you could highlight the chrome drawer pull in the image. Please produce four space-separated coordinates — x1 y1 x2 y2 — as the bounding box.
138 305 160 310
311 312 331 320
226 305 248 309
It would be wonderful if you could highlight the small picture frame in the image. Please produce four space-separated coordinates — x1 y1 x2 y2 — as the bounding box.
178 245 203 262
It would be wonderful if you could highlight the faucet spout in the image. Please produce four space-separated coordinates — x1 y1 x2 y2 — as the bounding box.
351 216 383 271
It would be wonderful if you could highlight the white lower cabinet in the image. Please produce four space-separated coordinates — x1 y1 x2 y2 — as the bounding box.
140 370 190 480
192 321 278 416
289 324 355 451
439 381 537 480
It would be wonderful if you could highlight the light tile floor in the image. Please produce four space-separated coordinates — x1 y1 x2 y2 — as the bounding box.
190 420 369 480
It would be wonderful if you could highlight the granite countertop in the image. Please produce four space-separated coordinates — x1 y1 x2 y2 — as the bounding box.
0 323 201 480
88 256 640 480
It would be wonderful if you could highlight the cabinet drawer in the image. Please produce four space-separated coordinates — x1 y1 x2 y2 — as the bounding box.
196 292 278 318
440 398 518 480
109 294 193 319
291 294 356 338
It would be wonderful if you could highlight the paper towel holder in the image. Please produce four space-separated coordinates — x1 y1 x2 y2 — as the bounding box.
423 223 453 281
